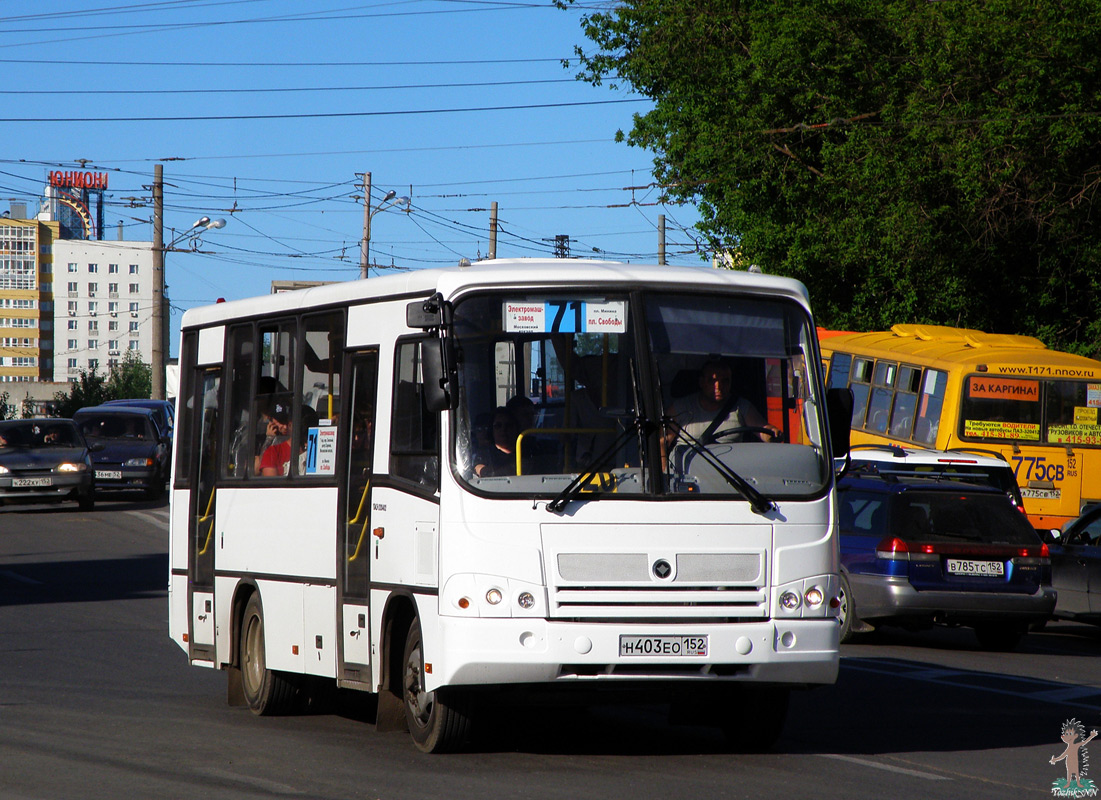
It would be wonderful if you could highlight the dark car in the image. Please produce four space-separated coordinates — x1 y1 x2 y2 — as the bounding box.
1046 505 1101 625
0 418 96 510
73 406 169 498
838 473 1055 650
102 399 174 445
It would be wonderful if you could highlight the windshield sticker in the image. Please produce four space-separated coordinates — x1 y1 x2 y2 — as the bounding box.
304 426 338 475
968 376 1039 401
1075 407 1099 426
964 419 1041 440
1089 385 1101 407
503 300 627 334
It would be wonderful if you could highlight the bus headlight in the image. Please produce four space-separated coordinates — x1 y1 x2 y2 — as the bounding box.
804 587 824 608
442 574 546 618
780 591 801 611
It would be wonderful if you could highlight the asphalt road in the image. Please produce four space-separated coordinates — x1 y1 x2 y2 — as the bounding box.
2 497 1099 799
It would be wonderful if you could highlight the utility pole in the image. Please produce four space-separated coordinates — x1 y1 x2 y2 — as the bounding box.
658 214 666 265
151 164 165 400
359 171 372 280
488 201 498 259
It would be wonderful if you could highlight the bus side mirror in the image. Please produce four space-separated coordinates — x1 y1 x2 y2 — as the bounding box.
826 387 853 458
422 337 457 412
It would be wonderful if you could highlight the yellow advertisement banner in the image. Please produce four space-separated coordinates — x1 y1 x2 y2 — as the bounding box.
964 419 1041 440
1048 424 1101 445
968 376 1039 402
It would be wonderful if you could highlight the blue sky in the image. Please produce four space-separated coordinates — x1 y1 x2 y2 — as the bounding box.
0 0 706 355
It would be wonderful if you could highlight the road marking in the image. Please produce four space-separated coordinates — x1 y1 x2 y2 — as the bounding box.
126 509 168 528
0 569 41 585
817 753 950 780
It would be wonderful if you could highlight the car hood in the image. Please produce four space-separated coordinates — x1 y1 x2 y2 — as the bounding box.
0 446 88 469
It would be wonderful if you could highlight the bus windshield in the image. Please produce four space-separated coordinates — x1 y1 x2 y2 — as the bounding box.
451 290 830 500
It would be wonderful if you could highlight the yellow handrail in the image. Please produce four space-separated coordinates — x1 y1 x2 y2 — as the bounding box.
514 427 615 475
347 479 371 563
196 488 216 556
347 480 371 525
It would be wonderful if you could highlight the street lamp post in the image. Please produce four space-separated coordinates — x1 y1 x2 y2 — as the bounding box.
150 165 227 399
359 171 409 279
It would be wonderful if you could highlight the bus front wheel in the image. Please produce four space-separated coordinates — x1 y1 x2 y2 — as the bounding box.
240 593 297 715
402 618 471 753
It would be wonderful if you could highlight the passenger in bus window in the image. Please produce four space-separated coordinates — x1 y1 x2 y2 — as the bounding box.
473 407 519 477
664 360 778 447
259 402 292 476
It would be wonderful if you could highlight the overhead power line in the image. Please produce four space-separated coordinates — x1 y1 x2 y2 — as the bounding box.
2 98 644 124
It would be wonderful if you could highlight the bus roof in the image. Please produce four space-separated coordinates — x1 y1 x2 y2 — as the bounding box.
820 323 1101 377
180 259 812 330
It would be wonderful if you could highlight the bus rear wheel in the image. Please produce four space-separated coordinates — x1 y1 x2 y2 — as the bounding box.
402 618 471 753
240 593 297 715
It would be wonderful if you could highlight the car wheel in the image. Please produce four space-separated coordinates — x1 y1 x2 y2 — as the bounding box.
838 573 857 643
402 618 472 753
240 593 298 715
974 623 1023 652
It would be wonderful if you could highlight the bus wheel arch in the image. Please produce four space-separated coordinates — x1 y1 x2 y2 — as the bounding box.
237 589 297 715
400 615 472 753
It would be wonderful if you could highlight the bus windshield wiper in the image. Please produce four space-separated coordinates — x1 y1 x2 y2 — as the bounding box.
668 423 776 515
546 417 653 513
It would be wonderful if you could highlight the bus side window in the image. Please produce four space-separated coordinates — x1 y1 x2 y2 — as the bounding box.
390 339 440 490
913 368 947 445
224 324 254 479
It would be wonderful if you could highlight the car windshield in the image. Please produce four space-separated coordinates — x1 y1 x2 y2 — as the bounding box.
449 289 830 500
78 415 155 441
0 421 81 449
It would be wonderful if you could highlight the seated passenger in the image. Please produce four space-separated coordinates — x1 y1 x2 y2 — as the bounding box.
259 402 293 476
473 407 519 477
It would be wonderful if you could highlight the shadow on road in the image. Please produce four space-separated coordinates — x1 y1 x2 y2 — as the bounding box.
0 552 167 606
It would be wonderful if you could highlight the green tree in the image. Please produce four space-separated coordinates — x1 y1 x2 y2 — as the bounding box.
53 366 109 418
106 350 152 401
564 0 1101 355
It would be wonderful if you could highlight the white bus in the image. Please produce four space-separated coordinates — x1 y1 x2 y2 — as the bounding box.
168 259 851 752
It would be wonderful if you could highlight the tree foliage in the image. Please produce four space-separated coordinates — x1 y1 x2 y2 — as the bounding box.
53 366 110 419
565 0 1101 355
52 353 152 418
106 350 153 401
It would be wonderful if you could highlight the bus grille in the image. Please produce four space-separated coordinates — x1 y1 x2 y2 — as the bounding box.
550 552 768 620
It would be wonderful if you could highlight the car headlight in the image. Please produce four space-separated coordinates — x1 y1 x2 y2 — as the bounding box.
124 457 154 467
0 465 8 474
56 462 87 473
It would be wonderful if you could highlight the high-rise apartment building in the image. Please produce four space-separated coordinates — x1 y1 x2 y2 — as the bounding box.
52 239 155 383
0 219 59 383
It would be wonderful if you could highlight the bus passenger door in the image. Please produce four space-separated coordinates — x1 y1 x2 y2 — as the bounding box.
338 350 379 688
188 368 221 662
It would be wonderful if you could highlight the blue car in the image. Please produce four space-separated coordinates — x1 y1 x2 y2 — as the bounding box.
837 473 1055 650
102 398 174 447
73 406 170 498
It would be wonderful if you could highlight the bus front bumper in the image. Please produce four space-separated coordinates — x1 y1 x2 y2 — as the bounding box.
429 616 839 691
